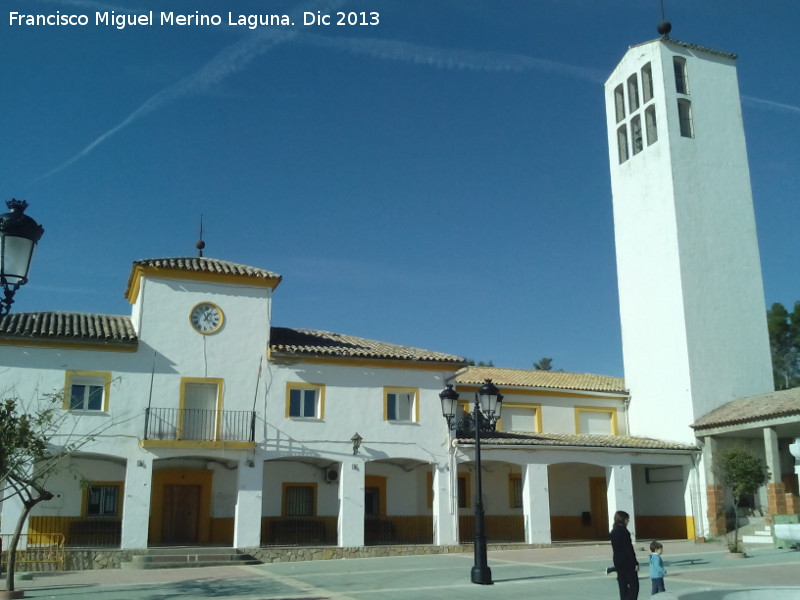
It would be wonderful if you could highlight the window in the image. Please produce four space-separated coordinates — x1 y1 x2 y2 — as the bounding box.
673 56 688 94
575 407 618 435
497 403 541 432
627 74 639 112
181 378 223 440
678 99 694 138
282 483 316 516
617 125 629 164
509 474 523 509
65 371 110 411
614 84 625 122
645 105 658 145
84 483 121 517
641 62 654 103
384 387 418 422
286 383 324 419
631 115 643 155
645 466 683 484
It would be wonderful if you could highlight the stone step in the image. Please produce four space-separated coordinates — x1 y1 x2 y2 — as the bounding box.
121 558 262 570
742 534 774 545
143 546 241 556
120 547 261 570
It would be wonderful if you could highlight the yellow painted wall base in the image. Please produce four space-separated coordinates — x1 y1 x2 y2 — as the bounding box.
550 516 603 541
635 515 694 540
210 518 234 544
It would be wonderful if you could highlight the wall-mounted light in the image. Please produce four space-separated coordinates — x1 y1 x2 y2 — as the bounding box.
351 432 363 455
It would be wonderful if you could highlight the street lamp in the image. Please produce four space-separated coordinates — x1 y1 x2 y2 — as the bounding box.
439 379 503 585
0 199 45 315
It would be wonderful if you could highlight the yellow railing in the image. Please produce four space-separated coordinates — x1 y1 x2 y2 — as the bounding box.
0 533 65 570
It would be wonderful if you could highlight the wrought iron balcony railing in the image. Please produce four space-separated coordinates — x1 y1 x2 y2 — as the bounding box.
144 407 256 442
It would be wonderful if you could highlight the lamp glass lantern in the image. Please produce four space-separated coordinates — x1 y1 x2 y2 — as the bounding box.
0 199 44 314
477 379 503 418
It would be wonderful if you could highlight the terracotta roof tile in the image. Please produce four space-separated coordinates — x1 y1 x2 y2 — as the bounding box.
0 312 138 346
125 257 282 296
456 366 627 394
270 327 465 364
456 431 697 451
692 387 800 431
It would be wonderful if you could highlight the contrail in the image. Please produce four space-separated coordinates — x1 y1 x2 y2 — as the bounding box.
33 16 793 184
742 95 800 116
298 33 607 82
33 28 298 183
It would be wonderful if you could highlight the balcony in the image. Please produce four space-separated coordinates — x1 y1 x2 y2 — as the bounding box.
142 408 256 449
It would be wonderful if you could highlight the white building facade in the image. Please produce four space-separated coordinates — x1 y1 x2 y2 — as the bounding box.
0 257 699 555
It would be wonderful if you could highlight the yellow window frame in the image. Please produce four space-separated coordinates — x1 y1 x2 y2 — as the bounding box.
81 481 124 517
383 387 420 423
281 482 318 516
179 377 224 441
574 406 618 435
285 382 326 419
64 371 111 412
496 402 542 433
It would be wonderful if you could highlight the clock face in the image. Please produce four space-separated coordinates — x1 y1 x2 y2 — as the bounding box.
190 302 223 334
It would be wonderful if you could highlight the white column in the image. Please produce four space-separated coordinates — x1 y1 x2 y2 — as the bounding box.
606 464 635 539
121 455 153 549
764 427 781 485
233 456 264 548
338 459 365 547
522 463 551 544
432 464 457 545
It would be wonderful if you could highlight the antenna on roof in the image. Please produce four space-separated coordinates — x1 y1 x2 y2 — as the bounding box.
657 0 672 38
196 215 206 257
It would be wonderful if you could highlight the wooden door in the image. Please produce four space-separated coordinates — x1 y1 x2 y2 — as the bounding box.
162 484 201 544
589 477 609 539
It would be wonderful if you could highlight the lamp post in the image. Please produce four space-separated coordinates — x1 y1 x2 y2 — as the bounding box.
0 199 45 315
439 378 503 585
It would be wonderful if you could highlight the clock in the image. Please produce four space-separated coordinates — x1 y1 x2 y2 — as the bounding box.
189 302 224 334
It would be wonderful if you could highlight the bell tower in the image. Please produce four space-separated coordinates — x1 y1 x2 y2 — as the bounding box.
604 26 774 443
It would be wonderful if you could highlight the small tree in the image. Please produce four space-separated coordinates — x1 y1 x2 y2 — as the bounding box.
533 357 553 371
717 446 769 553
0 393 102 592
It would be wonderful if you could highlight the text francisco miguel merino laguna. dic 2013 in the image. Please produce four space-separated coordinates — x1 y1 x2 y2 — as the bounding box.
8 10 381 29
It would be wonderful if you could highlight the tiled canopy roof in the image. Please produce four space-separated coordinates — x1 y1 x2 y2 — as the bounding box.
132 257 282 280
456 431 697 452
270 327 465 364
457 366 627 394
692 387 800 431
125 257 282 297
0 312 138 346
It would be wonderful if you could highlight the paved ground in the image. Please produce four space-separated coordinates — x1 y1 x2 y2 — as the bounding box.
3 540 800 599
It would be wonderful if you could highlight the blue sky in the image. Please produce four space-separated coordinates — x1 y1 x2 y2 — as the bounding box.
3 1 799 377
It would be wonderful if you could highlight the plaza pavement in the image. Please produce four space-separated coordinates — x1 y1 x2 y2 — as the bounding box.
4 540 800 600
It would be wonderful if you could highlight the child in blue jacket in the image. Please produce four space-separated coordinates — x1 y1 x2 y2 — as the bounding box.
649 540 666 595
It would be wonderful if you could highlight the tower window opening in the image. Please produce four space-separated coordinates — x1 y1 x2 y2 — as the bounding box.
673 56 689 94
645 105 658 145
631 115 643 155
627 74 640 112
617 125 629 164
614 84 625 122
677 99 694 138
641 62 654 103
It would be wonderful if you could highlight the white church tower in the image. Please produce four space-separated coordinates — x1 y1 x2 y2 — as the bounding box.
604 24 774 444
